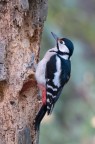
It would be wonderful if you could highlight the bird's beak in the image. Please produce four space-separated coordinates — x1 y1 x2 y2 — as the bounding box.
51 32 59 41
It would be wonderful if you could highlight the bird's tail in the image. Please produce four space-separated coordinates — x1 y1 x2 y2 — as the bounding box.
35 105 47 131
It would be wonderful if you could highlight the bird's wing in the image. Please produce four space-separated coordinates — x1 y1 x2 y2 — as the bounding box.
45 55 63 115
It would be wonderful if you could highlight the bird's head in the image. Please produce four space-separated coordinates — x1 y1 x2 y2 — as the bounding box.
51 32 74 58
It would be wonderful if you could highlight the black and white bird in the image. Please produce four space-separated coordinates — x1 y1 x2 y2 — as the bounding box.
35 32 74 130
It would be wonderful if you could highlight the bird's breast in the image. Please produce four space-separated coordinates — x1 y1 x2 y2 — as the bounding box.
35 59 47 85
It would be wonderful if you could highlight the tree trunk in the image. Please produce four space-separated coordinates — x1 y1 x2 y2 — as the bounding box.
0 0 48 144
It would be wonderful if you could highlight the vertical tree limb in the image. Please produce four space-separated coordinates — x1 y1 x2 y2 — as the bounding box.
0 0 48 143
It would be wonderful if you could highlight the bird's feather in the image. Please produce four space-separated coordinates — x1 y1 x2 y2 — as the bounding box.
45 54 71 115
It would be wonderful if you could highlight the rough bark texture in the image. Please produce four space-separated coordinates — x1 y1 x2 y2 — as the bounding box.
0 0 48 144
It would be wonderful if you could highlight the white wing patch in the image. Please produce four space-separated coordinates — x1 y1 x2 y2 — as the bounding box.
53 56 61 87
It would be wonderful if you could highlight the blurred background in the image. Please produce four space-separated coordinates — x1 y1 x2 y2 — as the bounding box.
40 0 95 144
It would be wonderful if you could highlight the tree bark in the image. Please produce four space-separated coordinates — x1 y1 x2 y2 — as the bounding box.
0 0 48 144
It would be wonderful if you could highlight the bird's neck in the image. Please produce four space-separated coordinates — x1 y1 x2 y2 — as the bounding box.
49 47 70 60
58 54 70 60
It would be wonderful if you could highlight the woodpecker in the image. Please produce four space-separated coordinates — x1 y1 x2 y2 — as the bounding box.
35 32 74 130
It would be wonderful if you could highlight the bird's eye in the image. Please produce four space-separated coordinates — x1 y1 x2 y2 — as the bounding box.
60 41 64 44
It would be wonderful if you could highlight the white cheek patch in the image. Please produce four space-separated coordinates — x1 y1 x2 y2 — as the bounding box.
58 42 69 53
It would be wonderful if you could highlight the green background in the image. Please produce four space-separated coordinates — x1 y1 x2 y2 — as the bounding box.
40 0 95 143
